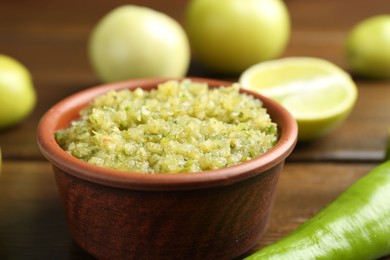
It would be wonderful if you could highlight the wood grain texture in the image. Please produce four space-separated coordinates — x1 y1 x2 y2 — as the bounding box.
0 162 377 259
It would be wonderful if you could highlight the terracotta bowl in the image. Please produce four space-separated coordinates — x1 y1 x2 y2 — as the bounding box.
37 77 297 260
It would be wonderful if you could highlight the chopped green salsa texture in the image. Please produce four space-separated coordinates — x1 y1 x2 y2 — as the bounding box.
55 80 277 173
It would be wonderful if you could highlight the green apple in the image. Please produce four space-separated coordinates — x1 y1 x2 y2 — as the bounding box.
345 15 390 79
185 0 290 74
0 54 36 129
89 5 190 83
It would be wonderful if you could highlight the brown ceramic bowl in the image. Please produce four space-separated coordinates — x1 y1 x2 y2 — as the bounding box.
37 77 297 260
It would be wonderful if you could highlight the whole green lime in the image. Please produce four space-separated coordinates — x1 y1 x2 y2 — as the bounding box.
89 5 190 83
345 15 390 79
0 54 36 129
185 0 290 74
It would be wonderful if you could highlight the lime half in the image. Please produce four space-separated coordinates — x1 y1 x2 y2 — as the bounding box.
239 57 358 141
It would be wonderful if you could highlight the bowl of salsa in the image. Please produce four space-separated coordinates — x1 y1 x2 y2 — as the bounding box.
37 77 297 259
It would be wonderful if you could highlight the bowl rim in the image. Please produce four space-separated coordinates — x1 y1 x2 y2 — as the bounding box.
37 77 297 191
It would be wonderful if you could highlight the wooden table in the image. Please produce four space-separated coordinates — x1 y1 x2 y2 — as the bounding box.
1 0 390 259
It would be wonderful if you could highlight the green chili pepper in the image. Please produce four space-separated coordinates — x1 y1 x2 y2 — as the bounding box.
245 134 390 260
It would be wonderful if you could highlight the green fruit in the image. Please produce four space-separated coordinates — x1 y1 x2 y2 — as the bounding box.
185 0 290 74
0 54 36 129
239 57 358 141
345 15 390 79
89 5 190 83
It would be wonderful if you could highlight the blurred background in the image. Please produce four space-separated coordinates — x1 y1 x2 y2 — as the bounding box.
1 0 390 259
0 0 388 160
0 0 389 121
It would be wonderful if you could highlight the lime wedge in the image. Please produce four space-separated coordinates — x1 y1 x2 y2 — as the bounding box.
239 57 358 141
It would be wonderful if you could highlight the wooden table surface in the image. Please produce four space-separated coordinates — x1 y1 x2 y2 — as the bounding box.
1 0 390 259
